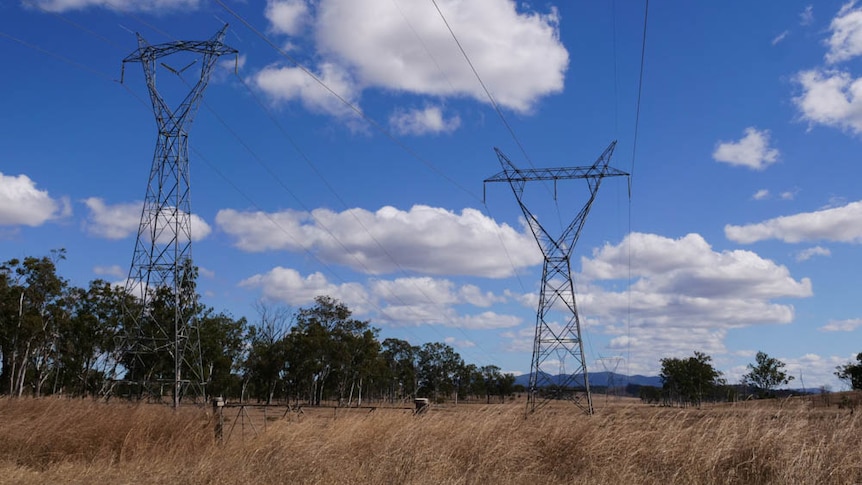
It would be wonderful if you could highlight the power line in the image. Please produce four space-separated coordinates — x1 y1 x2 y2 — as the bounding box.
428 0 534 170
14 6 548 368
626 0 649 380
630 0 649 179
211 0 479 203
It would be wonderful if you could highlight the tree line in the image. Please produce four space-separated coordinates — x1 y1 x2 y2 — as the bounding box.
0 251 515 404
636 349 862 407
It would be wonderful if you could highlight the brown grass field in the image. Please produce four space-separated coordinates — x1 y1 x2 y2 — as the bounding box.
0 394 859 484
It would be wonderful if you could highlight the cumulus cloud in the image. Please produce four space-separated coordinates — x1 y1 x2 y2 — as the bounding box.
252 62 360 119
389 106 461 135
26 0 198 13
93 264 125 278
567 232 813 375
265 0 310 36
0 172 68 226
216 204 541 277
83 197 211 241
82 198 140 239
794 69 862 134
712 127 780 170
578 232 810 340
820 317 862 331
796 246 831 261
239 267 519 329
444 337 476 349
240 267 370 309
826 1 862 64
256 0 567 117
726 200 862 244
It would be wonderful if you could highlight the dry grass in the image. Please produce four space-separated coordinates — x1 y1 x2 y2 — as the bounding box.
0 395 859 484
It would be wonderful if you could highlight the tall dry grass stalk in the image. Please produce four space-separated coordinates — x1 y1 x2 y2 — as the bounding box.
0 396 859 484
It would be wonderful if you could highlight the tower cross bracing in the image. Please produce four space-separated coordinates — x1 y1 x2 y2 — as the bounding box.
119 26 237 408
485 141 628 415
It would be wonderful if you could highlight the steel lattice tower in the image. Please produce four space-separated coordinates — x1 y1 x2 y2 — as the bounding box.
120 26 237 408
485 142 628 415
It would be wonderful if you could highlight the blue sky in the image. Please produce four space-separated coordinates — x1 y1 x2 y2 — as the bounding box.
2 0 862 389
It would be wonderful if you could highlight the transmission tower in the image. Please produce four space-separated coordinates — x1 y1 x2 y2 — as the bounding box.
597 356 625 402
484 142 628 415
119 26 237 408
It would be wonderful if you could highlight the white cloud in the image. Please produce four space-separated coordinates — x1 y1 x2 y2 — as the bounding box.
82 198 140 239
458 284 504 307
265 0 310 36
780 190 798 200
198 266 216 279
0 172 67 226
726 200 862 244
496 232 814 376
252 62 360 119
93 264 125 278
370 276 516 328
216 204 541 277
255 0 567 115
794 69 862 134
772 30 790 46
712 127 780 170
578 231 810 338
26 0 198 13
83 197 211 241
826 1 862 64
796 246 831 261
500 325 536 352
239 267 520 329
389 106 461 135
239 267 370 309
371 277 460 306
820 317 862 331
753 189 770 200
801 5 814 26
444 337 475 349
783 353 848 389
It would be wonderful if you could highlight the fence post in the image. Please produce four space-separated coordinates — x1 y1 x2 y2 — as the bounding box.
213 397 224 443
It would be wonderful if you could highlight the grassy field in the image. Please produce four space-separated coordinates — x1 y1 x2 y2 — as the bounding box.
0 395 859 484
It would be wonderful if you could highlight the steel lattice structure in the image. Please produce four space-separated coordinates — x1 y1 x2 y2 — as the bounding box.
119 26 237 408
485 141 628 415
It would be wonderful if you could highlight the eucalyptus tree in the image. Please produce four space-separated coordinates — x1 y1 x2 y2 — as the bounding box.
660 351 724 407
381 337 418 402
835 353 862 390
742 351 794 397
0 250 69 396
416 342 463 401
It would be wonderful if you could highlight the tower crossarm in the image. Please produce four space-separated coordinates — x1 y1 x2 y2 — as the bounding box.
484 141 629 258
121 25 238 134
484 142 627 185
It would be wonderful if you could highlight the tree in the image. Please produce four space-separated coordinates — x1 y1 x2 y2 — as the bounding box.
196 310 247 399
660 351 724 406
57 280 128 396
241 302 292 404
0 250 69 397
835 353 862 390
742 351 794 397
284 296 377 406
416 342 463 401
381 338 418 402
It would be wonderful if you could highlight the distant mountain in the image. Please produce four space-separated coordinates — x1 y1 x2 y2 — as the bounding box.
513 371 662 388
